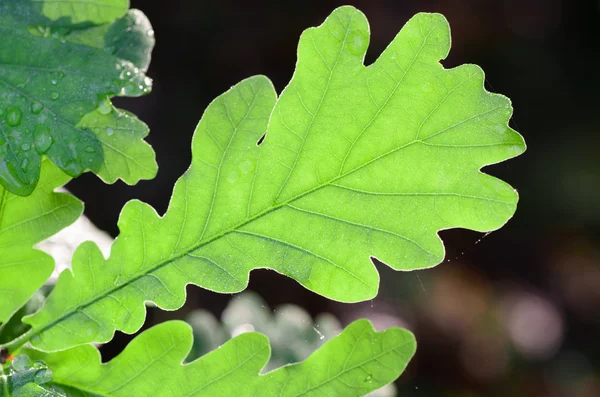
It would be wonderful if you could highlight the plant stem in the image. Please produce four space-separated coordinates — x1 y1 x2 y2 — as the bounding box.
0 329 34 354
0 361 11 397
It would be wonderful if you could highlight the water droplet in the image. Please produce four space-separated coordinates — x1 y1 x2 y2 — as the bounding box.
494 125 507 134
364 375 373 383
50 92 59 100
21 143 30 151
227 170 240 183
147 29 154 37
106 127 114 136
31 102 44 114
51 79 57 85
34 125 53 154
21 158 29 171
120 81 138 96
421 82 433 93
63 159 84 176
97 100 112 115
33 368 53 384
6 107 22 126
240 160 255 174
31 334 41 343
85 146 95 153
509 145 522 156
11 355 31 371
347 30 368 56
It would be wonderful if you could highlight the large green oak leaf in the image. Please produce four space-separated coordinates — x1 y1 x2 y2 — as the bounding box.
0 0 156 196
15 6 524 352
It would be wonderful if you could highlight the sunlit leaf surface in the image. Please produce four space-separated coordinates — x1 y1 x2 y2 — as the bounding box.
25 319 415 397
21 6 524 352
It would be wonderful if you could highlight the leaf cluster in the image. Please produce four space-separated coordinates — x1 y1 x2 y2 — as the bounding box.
0 2 525 396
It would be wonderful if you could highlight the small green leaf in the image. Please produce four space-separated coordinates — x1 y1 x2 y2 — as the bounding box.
25 319 415 397
78 105 156 184
0 1 156 195
19 7 524 352
0 161 81 324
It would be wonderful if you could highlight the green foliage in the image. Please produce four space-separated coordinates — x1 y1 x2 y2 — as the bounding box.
0 0 156 195
15 6 525 353
186 291 397 396
19 319 414 397
0 4 527 396
0 161 80 325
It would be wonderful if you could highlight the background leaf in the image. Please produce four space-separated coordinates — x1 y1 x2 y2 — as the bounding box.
24 319 415 397
18 6 524 352
186 291 343 367
0 161 81 325
0 0 156 195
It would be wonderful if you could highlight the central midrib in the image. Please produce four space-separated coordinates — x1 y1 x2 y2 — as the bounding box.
27 138 421 345
0 189 9 234
25 19 463 345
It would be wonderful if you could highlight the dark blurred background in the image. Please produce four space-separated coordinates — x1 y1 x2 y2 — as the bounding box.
66 0 600 396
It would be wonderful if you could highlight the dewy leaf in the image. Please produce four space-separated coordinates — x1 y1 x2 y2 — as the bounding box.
0 160 82 324
25 319 415 397
0 0 156 196
16 6 525 352
0 354 56 397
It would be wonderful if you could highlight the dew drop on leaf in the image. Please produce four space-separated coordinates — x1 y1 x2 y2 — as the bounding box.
106 127 114 136
11 354 31 371
33 368 53 384
34 125 53 154
31 102 44 114
347 30 368 55
85 146 95 153
240 160 255 174
50 92 59 100
6 107 22 126
21 143 30 151
21 158 29 171
97 100 112 115
227 170 240 183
